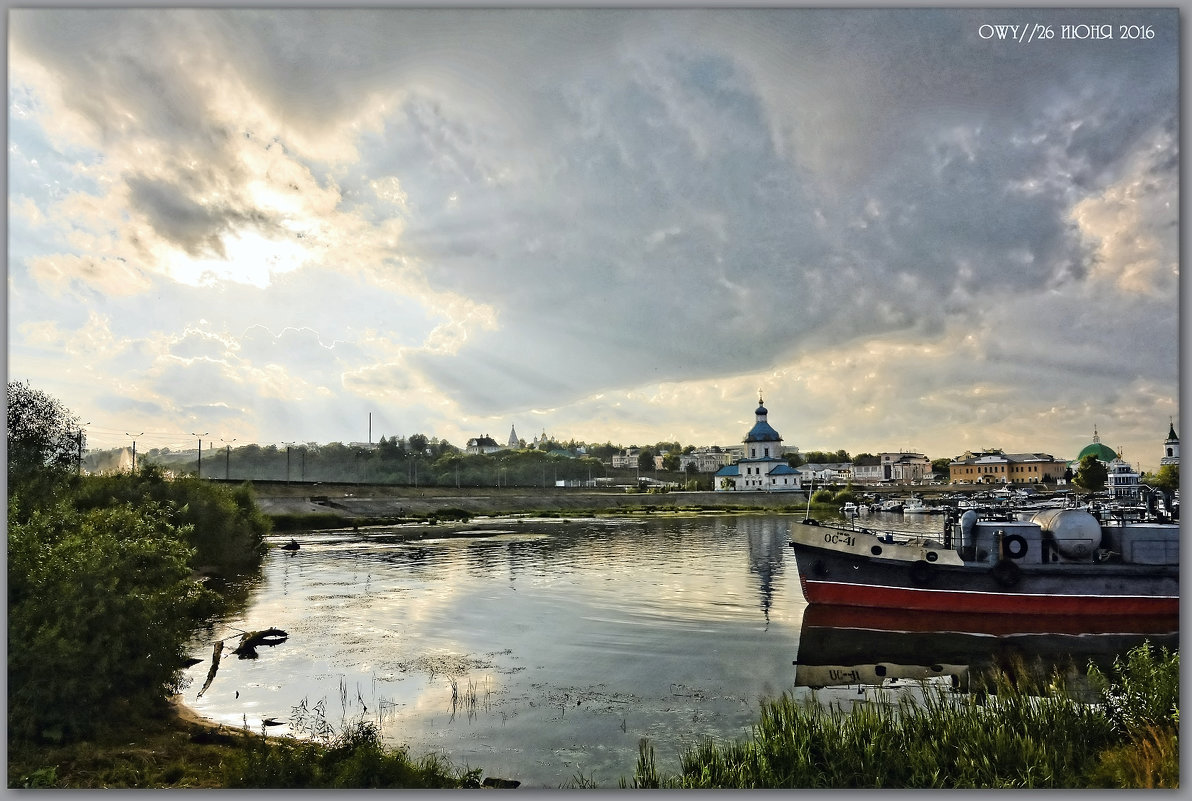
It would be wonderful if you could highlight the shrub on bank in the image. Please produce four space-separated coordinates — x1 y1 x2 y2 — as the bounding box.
73 466 269 571
270 512 353 531
8 500 216 743
630 642 1179 789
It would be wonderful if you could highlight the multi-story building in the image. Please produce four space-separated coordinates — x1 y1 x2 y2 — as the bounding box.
1107 457 1141 500
678 449 736 473
949 450 1067 484
852 452 932 484
611 449 640 469
465 435 502 455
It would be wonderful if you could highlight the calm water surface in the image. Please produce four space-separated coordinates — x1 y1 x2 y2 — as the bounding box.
181 510 1167 788
185 513 810 786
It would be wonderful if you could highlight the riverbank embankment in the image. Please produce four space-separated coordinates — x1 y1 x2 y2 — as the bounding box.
250 484 812 520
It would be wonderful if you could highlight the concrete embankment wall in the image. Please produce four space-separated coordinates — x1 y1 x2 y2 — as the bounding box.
248 483 812 518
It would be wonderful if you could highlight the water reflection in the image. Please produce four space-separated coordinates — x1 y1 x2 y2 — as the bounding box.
793 604 1178 707
182 514 804 788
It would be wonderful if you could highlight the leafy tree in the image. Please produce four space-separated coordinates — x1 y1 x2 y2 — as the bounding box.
662 453 681 472
786 452 806 468
638 448 656 472
7 381 83 487
803 450 850 465
1073 454 1109 494
407 434 430 455
1144 464 1179 494
8 499 214 742
931 458 952 475
853 453 881 466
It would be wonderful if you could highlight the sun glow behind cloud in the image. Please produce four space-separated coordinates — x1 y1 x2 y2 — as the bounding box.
166 229 310 288
6 8 1179 470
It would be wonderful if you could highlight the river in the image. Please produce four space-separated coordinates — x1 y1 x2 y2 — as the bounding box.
180 510 1172 788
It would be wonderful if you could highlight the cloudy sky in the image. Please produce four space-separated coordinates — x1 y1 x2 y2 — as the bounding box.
8 7 1180 470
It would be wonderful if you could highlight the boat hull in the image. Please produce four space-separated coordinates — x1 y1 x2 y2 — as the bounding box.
789 520 1178 617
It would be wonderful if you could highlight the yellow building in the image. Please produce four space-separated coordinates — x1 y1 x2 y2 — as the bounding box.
948 450 1068 484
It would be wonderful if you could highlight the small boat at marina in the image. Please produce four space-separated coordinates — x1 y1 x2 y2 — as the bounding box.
901 496 944 514
788 507 1178 617
876 498 904 513
841 502 860 517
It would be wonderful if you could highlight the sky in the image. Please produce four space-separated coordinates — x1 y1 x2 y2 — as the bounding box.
7 7 1181 472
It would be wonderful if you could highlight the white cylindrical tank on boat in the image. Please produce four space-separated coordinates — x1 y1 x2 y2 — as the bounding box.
959 509 977 552
1030 508 1102 559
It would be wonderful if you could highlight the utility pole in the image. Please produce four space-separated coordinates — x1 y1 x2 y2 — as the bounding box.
125 433 143 472
221 438 236 480
76 422 90 474
191 432 208 478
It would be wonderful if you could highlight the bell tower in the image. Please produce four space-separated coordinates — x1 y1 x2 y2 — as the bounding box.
1161 419 1179 466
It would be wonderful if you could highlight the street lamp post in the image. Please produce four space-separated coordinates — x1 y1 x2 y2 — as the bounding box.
191 432 208 479
126 433 143 473
221 438 236 480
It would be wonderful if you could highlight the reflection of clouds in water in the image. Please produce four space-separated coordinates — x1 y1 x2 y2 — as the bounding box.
184 516 808 786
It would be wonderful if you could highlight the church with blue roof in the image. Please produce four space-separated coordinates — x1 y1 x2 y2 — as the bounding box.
713 396 802 492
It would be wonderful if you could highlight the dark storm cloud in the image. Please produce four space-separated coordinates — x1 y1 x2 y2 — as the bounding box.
8 8 1177 458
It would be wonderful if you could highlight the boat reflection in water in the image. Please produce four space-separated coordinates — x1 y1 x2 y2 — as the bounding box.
793 605 1178 705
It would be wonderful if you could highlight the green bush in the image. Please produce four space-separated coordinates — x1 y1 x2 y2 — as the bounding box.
810 489 835 505
8 500 216 742
73 467 269 571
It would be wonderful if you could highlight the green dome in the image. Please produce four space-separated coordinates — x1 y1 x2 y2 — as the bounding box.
1077 441 1118 462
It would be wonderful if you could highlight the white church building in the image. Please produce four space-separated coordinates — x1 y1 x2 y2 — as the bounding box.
713 397 802 492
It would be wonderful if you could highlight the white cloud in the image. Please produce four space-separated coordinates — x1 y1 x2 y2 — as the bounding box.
6 8 1179 470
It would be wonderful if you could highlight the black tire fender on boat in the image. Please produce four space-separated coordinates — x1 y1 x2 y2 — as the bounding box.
1003 534 1028 560
909 559 934 586
991 559 1021 588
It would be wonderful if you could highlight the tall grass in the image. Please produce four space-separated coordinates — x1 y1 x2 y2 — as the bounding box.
222 717 473 789
632 642 1178 789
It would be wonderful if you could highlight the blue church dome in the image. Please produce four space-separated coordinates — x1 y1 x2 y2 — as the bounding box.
745 395 783 443
747 420 782 443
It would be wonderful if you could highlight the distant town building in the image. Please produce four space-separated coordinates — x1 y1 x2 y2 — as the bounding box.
796 463 853 484
465 435 502 455
949 450 1067 484
714 397 802 492
1072 426 1119 467
678 449 736 473
1161 420 1179 467
508 425 521 448
1107 456 1141 500
611 448 639 469
851 451 932 484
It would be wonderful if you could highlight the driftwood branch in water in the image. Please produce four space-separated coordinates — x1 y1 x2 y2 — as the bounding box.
196 640 224 698
233 627 289 659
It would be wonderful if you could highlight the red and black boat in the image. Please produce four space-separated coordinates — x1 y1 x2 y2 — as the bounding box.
788 507 1178 617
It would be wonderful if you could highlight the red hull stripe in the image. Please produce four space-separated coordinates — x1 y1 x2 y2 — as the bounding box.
800 577 1178 617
